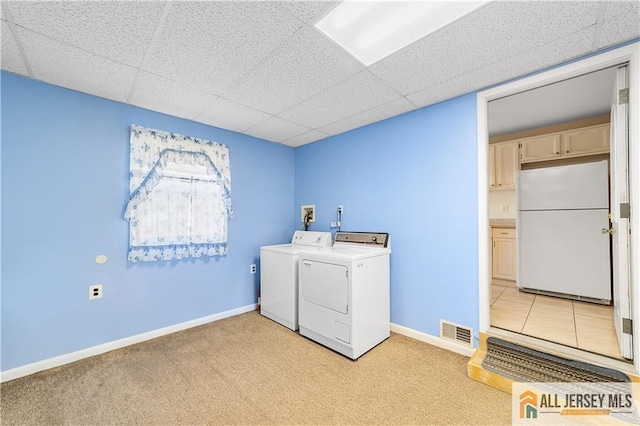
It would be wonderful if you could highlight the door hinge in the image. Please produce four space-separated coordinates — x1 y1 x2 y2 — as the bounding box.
619 88 629 105
623 318 633 335
620 203 630 219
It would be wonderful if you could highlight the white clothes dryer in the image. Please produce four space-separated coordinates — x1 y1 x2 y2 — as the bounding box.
260 231 332 330
298 232 391 359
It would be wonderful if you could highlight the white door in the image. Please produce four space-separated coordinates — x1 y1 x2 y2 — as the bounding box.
300 260 348 314
610 64 632 359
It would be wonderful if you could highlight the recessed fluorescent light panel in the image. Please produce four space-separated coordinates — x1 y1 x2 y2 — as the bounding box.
315 1 490 66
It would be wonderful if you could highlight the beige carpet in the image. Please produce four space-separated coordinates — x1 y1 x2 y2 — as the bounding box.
1 311 511 425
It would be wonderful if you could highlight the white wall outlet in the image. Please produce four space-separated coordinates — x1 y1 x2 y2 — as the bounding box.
301 205 316 223
250 264 257 274
89 284 103 300
500 205 509 213
337 205 343 214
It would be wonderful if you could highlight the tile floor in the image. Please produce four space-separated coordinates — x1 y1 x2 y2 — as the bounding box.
491 285 622 359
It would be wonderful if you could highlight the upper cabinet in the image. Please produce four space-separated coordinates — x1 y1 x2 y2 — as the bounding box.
489 121 610 190
489 141 518 190
563 124 610 158
521 124 610 163
520 133 562 163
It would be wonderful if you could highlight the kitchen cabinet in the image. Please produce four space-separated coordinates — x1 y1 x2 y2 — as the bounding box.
520 133 562 163
563 124 610 157
489 141 518 190
492 228 516 281
520 124 610 163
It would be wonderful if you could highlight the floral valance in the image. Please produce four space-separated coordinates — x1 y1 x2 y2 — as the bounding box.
124 125 233 262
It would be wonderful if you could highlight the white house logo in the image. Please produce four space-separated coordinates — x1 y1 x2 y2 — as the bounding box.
519 390 537 419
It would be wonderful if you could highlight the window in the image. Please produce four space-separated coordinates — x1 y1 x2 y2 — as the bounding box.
124 125 233 262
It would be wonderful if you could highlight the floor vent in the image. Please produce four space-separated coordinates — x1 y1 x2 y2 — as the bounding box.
440 320 473 347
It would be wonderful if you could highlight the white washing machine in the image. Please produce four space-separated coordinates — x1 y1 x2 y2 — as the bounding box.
298 232 391 359
260 231 332 330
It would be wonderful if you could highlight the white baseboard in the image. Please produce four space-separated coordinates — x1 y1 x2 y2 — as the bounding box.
390 323 476 357
1 303 257 383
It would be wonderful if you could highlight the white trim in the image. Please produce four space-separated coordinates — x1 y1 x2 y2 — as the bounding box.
477 93 491 333
390 323 476 357
477 42 640 372
0 303 258 383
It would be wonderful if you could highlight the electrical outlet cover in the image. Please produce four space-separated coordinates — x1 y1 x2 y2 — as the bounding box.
89 284 103 300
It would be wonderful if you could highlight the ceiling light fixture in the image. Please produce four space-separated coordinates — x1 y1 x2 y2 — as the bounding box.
315 1 490 66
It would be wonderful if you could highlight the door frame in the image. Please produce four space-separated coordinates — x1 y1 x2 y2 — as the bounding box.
477 42 640 370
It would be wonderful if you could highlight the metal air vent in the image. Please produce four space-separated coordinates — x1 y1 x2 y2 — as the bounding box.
440 320 473 347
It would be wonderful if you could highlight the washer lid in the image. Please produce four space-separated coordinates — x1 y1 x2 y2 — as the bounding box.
291 231 332 247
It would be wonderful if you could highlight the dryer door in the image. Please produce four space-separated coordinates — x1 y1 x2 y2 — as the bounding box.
300 260 348 314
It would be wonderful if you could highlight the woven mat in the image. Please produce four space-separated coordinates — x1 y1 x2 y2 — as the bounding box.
482 337 629 383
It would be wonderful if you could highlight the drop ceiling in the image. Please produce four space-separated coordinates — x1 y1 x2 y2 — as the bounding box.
1 1 639 147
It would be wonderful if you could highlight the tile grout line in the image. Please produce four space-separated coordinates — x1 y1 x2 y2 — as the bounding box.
572 300 579 349
520 295 536 334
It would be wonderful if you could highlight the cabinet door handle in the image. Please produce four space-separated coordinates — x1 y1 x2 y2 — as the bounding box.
500 232 509 235
566 150 570 154
555 151 559 154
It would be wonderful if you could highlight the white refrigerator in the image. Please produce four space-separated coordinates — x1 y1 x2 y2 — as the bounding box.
517 160 611 303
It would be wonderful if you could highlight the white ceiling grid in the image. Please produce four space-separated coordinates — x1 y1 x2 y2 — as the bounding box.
1 1 639 146
1 20 28 75
194 96 272 135
221 26 364 115
17 26 139 102
7 1 165 68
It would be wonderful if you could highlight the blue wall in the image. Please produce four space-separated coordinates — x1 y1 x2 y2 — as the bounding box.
295 94 479 341
1 72 296 371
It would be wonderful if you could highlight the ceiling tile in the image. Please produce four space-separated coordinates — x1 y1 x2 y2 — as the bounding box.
282 130 330 147
598 11 640 49
604 1 640 19
194 97 272 134
1 21 28 76
370 1 600 96
244 116 311 143
8 1 165 67
407 26 596 109
129 72 217 121
279 71 402 129
276 0 335 23
319 97 416 136
144 1 301 95
470 26 596 95
17 27 137 102
222 26 362 115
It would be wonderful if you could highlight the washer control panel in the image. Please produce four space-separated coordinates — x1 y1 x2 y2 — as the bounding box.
334 232 389 248
291 231 332 247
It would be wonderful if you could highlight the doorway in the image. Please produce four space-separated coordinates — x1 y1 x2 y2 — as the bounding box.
477 43 639 371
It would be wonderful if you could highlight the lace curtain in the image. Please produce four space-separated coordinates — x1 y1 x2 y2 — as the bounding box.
124 125 233 262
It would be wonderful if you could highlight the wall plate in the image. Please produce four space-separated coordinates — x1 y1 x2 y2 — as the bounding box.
301 205 316 223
